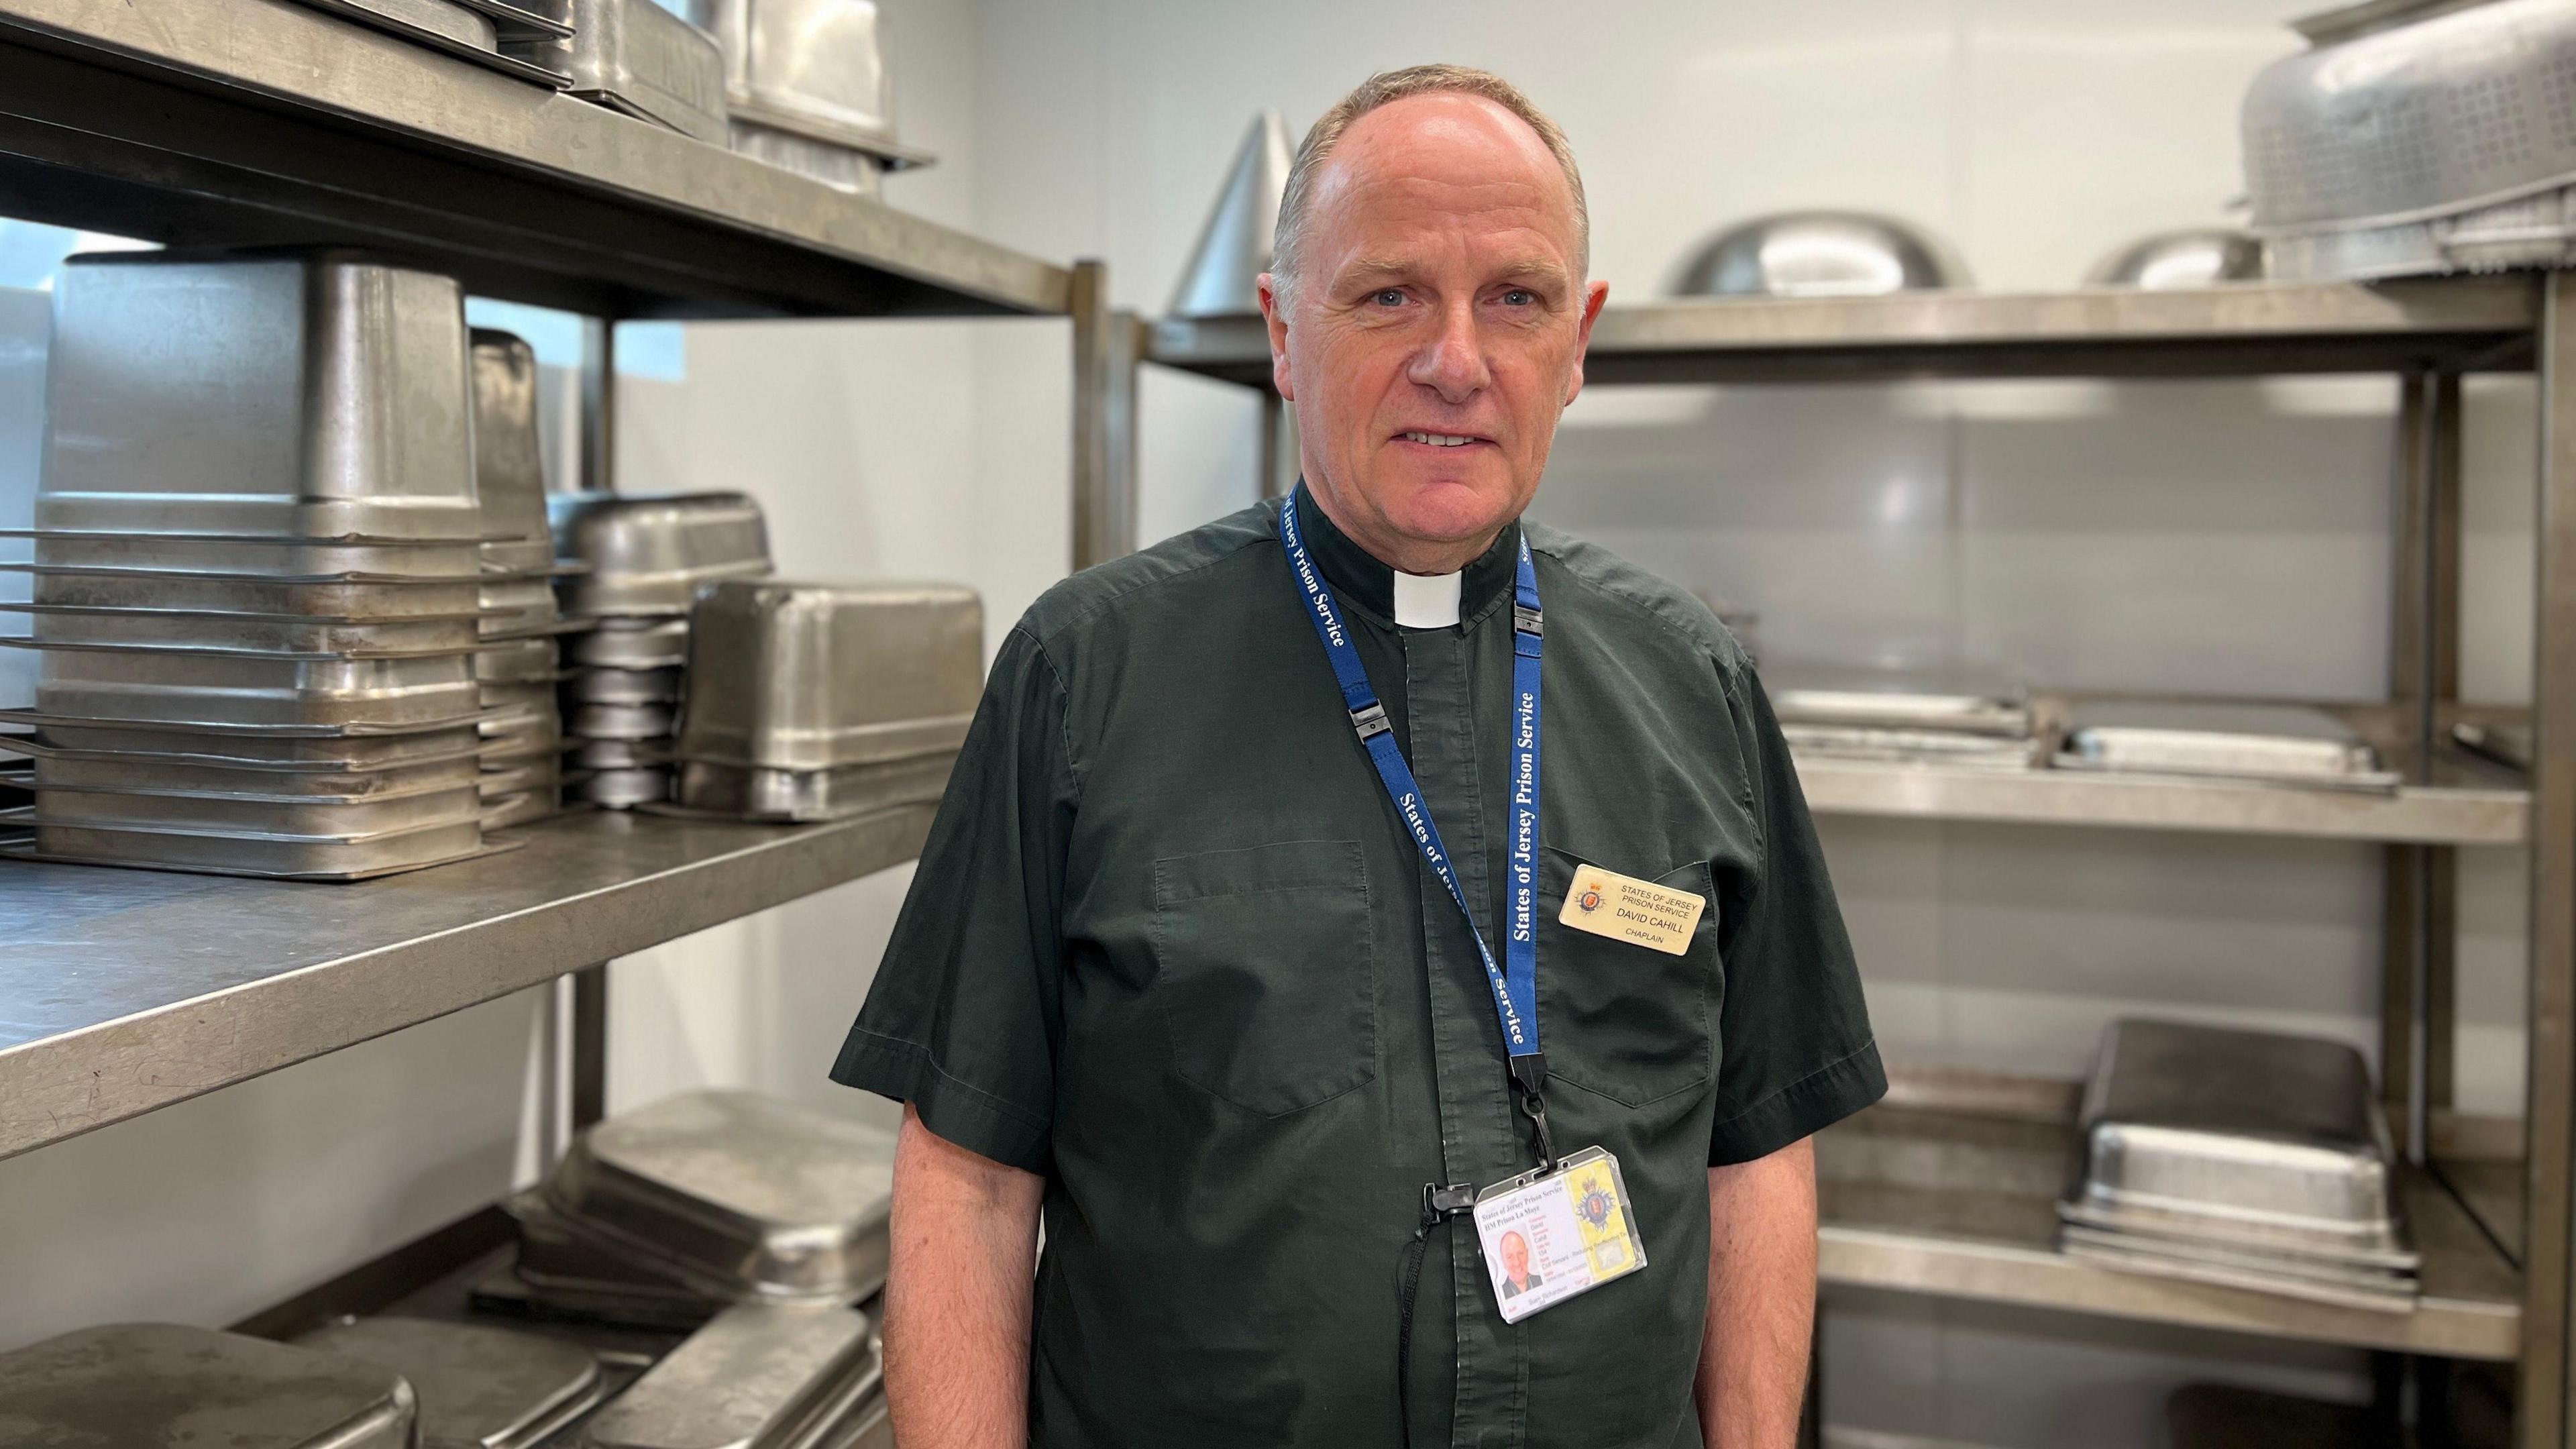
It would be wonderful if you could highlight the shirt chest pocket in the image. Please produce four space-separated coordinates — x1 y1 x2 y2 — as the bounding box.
1150 840 1378 1117
1536 845 1719 1108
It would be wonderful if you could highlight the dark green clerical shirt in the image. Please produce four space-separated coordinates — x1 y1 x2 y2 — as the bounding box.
832 492 1884 1449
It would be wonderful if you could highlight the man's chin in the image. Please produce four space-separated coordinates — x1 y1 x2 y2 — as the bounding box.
1373 476 1521 547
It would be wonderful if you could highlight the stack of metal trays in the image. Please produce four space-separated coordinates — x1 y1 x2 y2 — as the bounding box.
0 1322 419 1446
481 1089 897 1329
576 1301 885 1449
2246 0 2576 280
472 329 577 830
551 492 773 808
2055 702 2400 793
677 0 935 195
1770 665 2042 770
292 1316 606 1449
502 0 730 144
652 579 979 822
285 0 578 90
0 254 510 879
2057 1018 2420 1311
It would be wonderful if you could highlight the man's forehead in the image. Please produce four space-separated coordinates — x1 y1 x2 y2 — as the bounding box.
1315 92 1573 222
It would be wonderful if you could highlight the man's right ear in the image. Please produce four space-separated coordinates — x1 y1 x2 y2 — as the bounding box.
1257 272 1295 402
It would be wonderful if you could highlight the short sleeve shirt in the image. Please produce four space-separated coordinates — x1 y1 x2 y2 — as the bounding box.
832 494 1884 1449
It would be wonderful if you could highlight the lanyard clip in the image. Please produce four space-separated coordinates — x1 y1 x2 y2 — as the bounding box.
1509 1056 1556 1174
1419 1181 1477 1232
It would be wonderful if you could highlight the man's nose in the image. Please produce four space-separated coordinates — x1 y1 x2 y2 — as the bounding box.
1405 299 1491 404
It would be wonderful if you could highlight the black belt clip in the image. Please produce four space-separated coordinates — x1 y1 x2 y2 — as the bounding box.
1509 1055 1557 1173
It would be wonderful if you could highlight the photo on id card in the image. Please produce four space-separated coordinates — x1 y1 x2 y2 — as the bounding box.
1472 1145 1648 1323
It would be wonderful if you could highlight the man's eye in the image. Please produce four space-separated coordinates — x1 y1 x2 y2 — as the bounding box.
1370 288 1407 307
1501 288 1536 307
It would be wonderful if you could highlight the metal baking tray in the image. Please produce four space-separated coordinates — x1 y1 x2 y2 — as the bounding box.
2057 702 2399 792
3 600 487 655
678 0 930 166
289 0 575 86
551 492 774 617
657 751 954 823
30 748 480 798
1781 724 2046 769
727 120 887 195
31 777 484 836
571 618 692 669
21 532 486 578
676 580 979 770
31 566 486 619
547 1090 897 1303
829 1399 892 1449
2060 1232 2417 1313
480 635 563 684
2065 1018 2407 1253
503 0 729 144
473 330 556 576
0 719 484 767
568 701 678 741
565 665 686 706
572 1302 875 1449
36 647 480 729
38 254 485 541
572 765 672 808
291 1317 604 1449
19 815 500 879
0 1322 417 1449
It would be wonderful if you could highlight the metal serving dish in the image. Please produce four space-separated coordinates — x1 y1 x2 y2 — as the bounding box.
566 665 685 705
289 0 575 86
30 748 479 798
2063 1018 2406 1252
0 719 484 768
36 647 480 729
727 121 887 195
551 492 774 617
2057 702 2398 792
30 566 486 619
25 814 490 879
573 618 692 669
2084 229 2264 289
504 0 729 144
573 1302 875 1449
292 1317 604 1449
32 777 483 835
1670 211 1970 297
38 254 484 542
572 765 672 808
0 1322 417 1449
6 600 486 655
665 751 954 822
473 330 555 577
547 1090 898 1303
675 580 980 770
569 701 678 741
480 635 564 684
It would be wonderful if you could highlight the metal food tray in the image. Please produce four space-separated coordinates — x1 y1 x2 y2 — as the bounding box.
28 776 481 836
1770 686 2032 739
36 648 480 729
680 0 932 168
1781 724 2047 769
572 765 672 808
571 739 661 771
571 1301 875 1449
2056 1193 2421 1272
675 579 980 771
508 1188 719 1297
31 568 486 619
481 788 564 830
2066 1018 2408 1252
2056 1221 2416 1284
290 1317 604 1449
652 751 954 823
3 600 487 655
21 532 486 578
572 618 692 669
473 331 557 574
288 0 575 86
480 755 564 798
565 665 686 705
568 702 679 741
39 256 485 541
11 816 513 880
470 1265 720 1335
2060 1234 2418 1314
502 0 729 144
727 121 887 196
479 635 564 684
0 703 494 739
550 492 774 617
2453 720 2533 773
0 719 484 767
28 749 480 798
545 1089 897 1303
0 1322 418 1449
2056 702 2398 793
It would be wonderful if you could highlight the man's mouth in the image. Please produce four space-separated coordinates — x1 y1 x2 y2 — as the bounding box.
1397 431 1487 448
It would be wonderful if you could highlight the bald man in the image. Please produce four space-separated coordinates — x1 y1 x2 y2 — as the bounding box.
835 63 1882 1449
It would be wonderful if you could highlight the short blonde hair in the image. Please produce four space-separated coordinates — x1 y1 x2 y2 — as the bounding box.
1271 64 1589 305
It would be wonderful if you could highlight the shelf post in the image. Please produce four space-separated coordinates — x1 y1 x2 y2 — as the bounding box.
2526 273 2576 1449
580 317 615 496
1070 261 1137 570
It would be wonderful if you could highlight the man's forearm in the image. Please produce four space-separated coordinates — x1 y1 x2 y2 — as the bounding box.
884 1104 1046 1449
1695 1136 1818 1449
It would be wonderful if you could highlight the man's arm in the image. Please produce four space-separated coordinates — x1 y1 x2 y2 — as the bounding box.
1695 1136 1818 1449
883 1104 1046 1449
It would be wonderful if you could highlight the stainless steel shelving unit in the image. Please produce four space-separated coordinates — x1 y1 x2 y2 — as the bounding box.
1146 278 2575 1446
0 0 1140 1167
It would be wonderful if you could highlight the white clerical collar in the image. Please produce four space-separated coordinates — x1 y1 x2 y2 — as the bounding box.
1391 569 1463 629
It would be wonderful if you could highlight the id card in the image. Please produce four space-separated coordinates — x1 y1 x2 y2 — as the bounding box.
1471 1145 1648 1322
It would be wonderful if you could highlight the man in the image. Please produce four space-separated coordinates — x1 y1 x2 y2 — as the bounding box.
833 64 1882 1449
1498 1232 1542 1300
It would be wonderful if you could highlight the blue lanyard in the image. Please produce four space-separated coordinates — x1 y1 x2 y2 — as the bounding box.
1278 491 1548 1102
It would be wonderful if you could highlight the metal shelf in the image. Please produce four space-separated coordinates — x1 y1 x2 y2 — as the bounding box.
1794 757 2528 845
1146 279 2541 390
0 0 1071 319
1818 1081 2521 1362
0 804 935 1162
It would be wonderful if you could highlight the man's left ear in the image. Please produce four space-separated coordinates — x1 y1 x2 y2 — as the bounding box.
1566 279 1611 406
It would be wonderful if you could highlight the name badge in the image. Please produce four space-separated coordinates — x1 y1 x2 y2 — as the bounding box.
1558 863 1706 955
1472 1146 1649 1323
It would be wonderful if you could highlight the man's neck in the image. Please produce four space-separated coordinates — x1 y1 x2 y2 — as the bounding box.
1303 476 1501 577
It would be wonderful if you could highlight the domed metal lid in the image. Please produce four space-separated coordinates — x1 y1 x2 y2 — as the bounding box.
2084 229 2265 288
1670 211 1970 298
